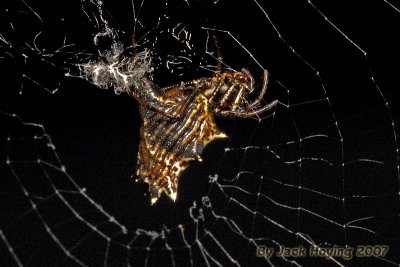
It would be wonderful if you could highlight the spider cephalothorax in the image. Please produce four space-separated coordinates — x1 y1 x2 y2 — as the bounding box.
204 69 278 117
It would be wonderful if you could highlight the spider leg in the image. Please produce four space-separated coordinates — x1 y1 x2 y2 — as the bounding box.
232 84 247 110
242 99 278 117
132 35 138 57
241 68 255 93
248 69 269 108
214 83 238 113
219 99 278 118
213 35 223 73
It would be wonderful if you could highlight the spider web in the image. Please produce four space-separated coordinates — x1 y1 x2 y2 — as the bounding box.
1 0 400 266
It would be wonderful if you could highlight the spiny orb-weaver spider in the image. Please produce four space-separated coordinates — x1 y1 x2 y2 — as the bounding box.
132 68 278 204
82 39 278 204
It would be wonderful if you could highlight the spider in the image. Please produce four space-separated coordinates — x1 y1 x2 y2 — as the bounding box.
129 38 278 204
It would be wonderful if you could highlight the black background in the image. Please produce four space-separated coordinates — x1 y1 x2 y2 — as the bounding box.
1 0 400 266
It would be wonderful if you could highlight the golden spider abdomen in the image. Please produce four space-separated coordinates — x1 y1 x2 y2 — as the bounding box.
134 90 226 204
